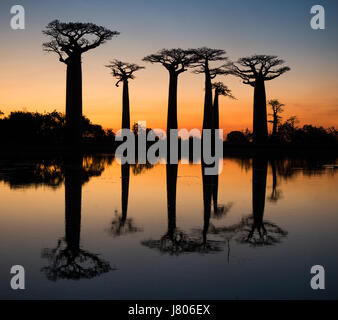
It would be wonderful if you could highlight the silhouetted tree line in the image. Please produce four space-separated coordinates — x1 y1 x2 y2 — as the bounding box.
0 111 115 146
225 117 338 146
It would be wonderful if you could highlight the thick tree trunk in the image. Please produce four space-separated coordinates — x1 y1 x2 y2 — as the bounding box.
122 80 130 129
167 71 178 162
210 92 219 155
203 62 213 130
253 79 268 144
166 163 178 239
66 54 82 148
65 155 83 254
167 71 178 133
213 92 219 130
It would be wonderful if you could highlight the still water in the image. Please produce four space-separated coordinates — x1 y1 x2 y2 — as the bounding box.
0 155 337 299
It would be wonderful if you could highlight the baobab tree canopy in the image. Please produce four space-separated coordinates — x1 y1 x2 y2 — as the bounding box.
189 47 229 76
212 82 235 99
230 54 290 86
143 48 196 73
42 20 119 63
106 60 145 87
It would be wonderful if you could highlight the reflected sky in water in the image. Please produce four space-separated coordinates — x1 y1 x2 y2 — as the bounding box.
0 155 337 299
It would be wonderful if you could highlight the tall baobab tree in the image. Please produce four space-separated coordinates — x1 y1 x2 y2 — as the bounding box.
189 47 228 130
268 99 285 138
106 60 144 129
43 20 119 146
143 49 196 135
229 55 290 143
212 82 235 130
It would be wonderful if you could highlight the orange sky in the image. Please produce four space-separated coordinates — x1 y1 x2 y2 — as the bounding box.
1 49 337 134
0 1 337 134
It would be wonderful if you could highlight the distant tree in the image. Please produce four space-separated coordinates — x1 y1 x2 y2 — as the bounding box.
0 111 4 118
189 48 229 130
43 20 119 146
268 99 284 138
212 82 235 130
229 55 290 143
106 60 144 129
277 116 299 143
143 49 196 134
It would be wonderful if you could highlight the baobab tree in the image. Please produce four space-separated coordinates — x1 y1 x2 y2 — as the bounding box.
43 20 119 146
143 49 196 134
189 47 229 130
106 60 144 129
268 99 285 138
229 55 290 143
212 82 235 130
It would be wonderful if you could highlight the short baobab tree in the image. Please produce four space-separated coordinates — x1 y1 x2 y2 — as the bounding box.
229 55 290 143
43 20 119 146
143 49 196 134
189 47 229 130
212 82 235 130
268 99 285 138
106 60 144 129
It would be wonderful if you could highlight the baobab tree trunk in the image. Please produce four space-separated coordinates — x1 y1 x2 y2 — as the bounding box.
65 154 83 254
213 92 220 130
66 54 82 148
122 80 130 129
167 71 178 162
167 71 178 133
253 79 268 144
203 61 213 130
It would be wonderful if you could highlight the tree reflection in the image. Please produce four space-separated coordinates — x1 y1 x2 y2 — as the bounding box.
142 163 225 255
219 158 288 247
109 164 142 237
268 159 282 202
0 154 113 189
41 155 114 280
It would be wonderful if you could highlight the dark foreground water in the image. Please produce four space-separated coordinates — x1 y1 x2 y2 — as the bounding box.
0 155 337 299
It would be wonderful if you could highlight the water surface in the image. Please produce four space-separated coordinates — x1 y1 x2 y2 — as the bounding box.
0 155 337 299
